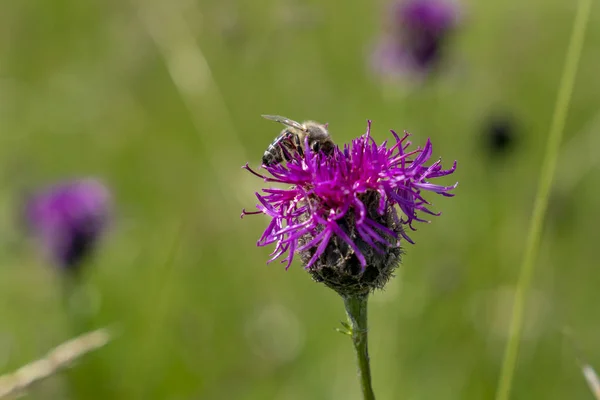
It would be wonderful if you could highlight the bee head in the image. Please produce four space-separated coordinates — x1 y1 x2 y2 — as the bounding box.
304 121 334 156
309 139 335 155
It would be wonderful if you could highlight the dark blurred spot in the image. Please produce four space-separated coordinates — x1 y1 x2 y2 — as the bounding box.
483 115 517 157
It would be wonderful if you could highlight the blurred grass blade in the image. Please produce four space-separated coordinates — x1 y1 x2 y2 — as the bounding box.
563 327 600 399
582 364 600 399
0 327 112 399
132 0 247 208
495 1 593 399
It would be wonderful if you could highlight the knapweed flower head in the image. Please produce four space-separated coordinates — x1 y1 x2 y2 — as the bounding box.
243 121 457 296
25 179 111 272
372 0 459 78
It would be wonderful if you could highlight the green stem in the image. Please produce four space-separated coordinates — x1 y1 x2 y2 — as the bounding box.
61 274 116 400
343 294 376 400
495 1 592 399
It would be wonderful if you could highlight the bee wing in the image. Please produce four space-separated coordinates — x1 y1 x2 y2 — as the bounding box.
262 115 306 131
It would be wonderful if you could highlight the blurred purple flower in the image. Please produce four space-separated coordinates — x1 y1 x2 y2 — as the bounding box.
26 179 111 271
242 121 457 276
373 0 459 77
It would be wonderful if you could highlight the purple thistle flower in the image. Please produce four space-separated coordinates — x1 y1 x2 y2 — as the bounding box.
373 0 459 77
26 179 111 271
243 121 457 295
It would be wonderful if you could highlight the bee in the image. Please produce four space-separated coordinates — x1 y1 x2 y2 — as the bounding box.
261 115 335 166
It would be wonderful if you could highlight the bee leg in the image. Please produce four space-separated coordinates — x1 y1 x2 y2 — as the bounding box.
293 135 304 157
282 147 292 162
280 136 294 162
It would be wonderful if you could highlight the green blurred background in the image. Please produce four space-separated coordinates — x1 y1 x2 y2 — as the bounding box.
1 0 600 399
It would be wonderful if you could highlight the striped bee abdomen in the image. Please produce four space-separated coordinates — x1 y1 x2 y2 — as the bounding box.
262 130 301 166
